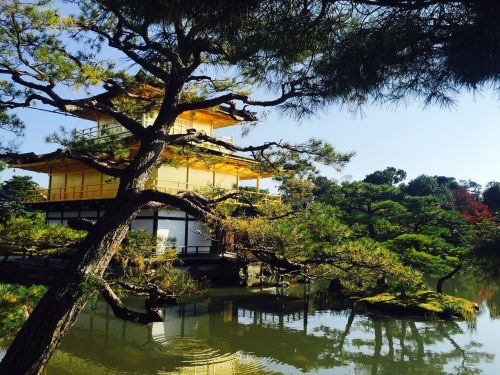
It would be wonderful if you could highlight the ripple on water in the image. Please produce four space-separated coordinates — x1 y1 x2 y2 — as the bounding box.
152 336 275 374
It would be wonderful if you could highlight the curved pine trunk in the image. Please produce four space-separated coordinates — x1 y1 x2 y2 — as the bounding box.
0 138 166 375
436 264 462 294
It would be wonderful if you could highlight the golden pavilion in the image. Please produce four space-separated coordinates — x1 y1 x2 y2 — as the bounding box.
9 106 278 256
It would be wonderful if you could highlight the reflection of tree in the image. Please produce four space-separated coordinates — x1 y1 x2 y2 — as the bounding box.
46 290 494 375
315 312 493 375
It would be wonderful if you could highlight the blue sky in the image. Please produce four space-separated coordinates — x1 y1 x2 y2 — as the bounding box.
3 1 499 192
3 88 500 192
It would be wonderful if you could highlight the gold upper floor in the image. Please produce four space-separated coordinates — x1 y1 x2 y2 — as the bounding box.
76 107 240 154
11 105 280 204
24 165 278 205
18 149 278 204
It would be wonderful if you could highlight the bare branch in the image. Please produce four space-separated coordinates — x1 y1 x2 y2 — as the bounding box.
102 3 184 69
138 189 216 219
116 281 177 303
69 151 125 177
208 192 248 206
176 88 304 115
67 218 95 232
166 131 281 153
246 247 305 274
0 149 124 177
99 280 164 325
76 19 171 81
166 131 331 161
139 189 255 220
0 149 63 164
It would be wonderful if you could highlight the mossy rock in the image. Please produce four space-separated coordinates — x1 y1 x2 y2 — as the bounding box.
358 291 479 320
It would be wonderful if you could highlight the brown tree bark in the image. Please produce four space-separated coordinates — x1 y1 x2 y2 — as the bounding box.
99 280 165 324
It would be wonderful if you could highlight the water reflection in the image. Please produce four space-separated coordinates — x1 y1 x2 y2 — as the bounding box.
45 285 495 375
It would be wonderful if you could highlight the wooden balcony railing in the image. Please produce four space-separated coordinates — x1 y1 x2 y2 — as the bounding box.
25 179 281 205
75 121 234 153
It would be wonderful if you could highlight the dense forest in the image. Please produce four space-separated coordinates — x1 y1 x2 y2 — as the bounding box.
223 167 500 296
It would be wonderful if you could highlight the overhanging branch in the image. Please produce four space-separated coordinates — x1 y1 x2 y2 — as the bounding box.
176 90 298 115
100 280 164 324
0 150 63 164
139 189 253 221
68 151 125 177
116 281 178 303
138 189 216 220
246 247 305 274
166 131 281 153
166 131 333 164
67 218 95 232
0 149 125 177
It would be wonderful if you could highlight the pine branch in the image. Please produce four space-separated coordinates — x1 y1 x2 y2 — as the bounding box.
0 149 124 177
99 279 164 324
176 90 299 114
138 189 216 219
70 151 125 177
67 218 95 232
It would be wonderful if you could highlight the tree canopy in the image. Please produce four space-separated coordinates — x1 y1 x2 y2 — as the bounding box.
309 169 498 293
364 167 407 185
0 175 38 222
2 0 500 373
482 181 500 213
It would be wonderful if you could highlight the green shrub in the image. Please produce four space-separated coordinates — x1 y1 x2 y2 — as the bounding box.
0 284 47 345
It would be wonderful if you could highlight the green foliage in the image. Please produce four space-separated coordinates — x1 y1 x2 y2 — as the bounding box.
152 268 200 296
225 202 422 292
483 181 500 212
6 0 483 129
46 126 132 159
308 168 498 292
315 240 423 294
227 203 347 258
396 195 441 232
0 175 39 222
385 234 464 276
0 213 84 256
403 175 442 197
114 229 200 296
318 181 404 240
401 175 456 206
120 230 162 261
364 167 407 186
0 109 24 152
278 177 315 208
115 229 177 274
0 284 47 344
1 0 500 334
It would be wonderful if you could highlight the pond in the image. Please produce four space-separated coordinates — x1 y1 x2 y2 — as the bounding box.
3 275 500 374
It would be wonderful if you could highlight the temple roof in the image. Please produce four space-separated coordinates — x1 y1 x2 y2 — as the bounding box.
73 106 241 129
8 146 277 180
